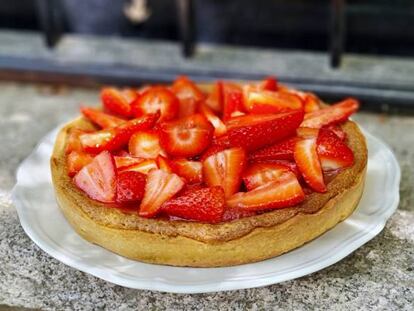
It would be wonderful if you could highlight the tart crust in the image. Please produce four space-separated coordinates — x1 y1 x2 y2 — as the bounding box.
50 95 367 268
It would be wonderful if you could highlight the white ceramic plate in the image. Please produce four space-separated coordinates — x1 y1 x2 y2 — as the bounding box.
12 127 400 293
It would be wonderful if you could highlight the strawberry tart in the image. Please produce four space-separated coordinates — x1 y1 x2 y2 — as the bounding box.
50 76 367 267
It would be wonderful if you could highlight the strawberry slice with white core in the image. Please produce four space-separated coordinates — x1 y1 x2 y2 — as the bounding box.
242 163 291 191
170 159 203 184
199 103 227 136
156 155 173 173
74 151 117 203
245 90 303 114
122 159 158 174
101 87 133 117
67 151 94 177
139 169 185 217
294 136 327 192
81 107 125 128
301 98 359 128
203 147 246 197
114 155 144 169
129 131 164 159
159 114 214 157
227 171 305 212
205 82 223 112
317 129 354 170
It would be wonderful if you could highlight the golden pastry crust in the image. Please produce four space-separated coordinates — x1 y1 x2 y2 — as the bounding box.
50 91 367 267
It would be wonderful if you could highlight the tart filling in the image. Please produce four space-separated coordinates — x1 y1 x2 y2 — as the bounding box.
65 76 360 224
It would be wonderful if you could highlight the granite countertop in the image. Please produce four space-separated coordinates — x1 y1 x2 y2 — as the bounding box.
0 82 413 310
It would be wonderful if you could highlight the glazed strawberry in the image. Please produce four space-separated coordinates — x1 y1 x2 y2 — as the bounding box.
222 82 244 120
159 114 214 157
170 159 203 184
128 130 163 159
73 151 117 203
122 159 158 174
156 155 173 173
81 107 125 128
260 76 278 91
242 163 291 191
139 169 185 217
131 86 179 122
161 186 225 223
248 136 298 162
301 98 359 128
79 113 158 153
101 87 133 117
303 93 321 113
199 136 231 162
199 103 227 136
227 171 305 212
203 147 246 197
116 170 146 203
294 134 326 192
66 128 88 153
225 110 304 152
245 90 303 114
317 129 354 170
67 151 94 177
114 155 144 169
205 81 223 112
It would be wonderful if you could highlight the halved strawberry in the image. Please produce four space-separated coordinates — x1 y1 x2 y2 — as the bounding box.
171 76 205 102
225 110 304 152
139 169 185 217
199 135 231 162
73 151 116 203
323 124 346 141
81 107 125 128
156 155 173 173
66 128 88 153
131 86 179 122
114 155 144 169
242 163 291 191
248 136 298 162
170 158 203 184
161 186 225 223
67 151 94 177
303 93 321 113
101 87 133 117
122 159 158 174
199 103 227 136
79 113 158 153
116 170 146 203
317 129 354 170
222 82 244 120
159 114 214 157
205 81 223 112
301 98 359 128
260 76 278 91
294 135 326 192
245 90 303 114
203 147 246 197
128 130 163 159
227 171 305 211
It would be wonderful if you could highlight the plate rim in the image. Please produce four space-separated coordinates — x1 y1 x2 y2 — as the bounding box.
11 128 401 294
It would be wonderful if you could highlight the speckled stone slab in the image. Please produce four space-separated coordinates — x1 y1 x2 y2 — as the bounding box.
0 82 413 310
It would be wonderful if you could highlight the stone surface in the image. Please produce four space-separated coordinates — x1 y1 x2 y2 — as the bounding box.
0 82 413 310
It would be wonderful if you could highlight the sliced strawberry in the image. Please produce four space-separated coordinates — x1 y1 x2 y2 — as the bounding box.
227 171 305 212
171 76 205 102
66 128 88 153
101 87 132 117
131 86 179 122
161 186 225 223
260 76 278 91
199 103 227 136
205 82 223 112
114 155 144 169
242 163 291 191
73 151 117 203
301 98 359 128
303 93 321 113
203 147 246 197
296 127 319 138
294 135 326 192
199 136 231 162
116 170 146 203
222 82 244 120
156 155 173 173
122 159 158 174
139 169 185 217
67 151 94 177
248 136 298 162
81 107 125 128
317 129 354 170
121 88 139 103
225 110 304 152
323 124 346 141
128 130 163 159
245 90 303 114
79 113 158 153
159 114 214 157
170 158 203 184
